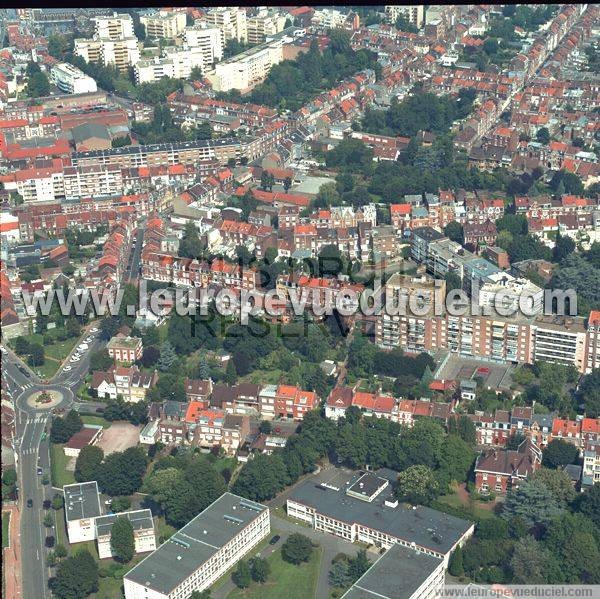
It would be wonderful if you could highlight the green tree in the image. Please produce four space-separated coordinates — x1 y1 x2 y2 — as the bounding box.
157 340 178 371
250 556 271 583
444 221 464 244
97 447 147 497
28 343 45 367
510 536 554 583
395 465 440 505
576 483 600 527
552 231 576 263
347 549 371 582
44 512 54 527
536 127 550 145
502 479 564 528
110 516 135 563
282 533 314 565
179 222 204 259
74 446 104 483
329 560 351 587
577 369 600 417
531 468 576 504
542 439 579 469
224 359 237 384
232 560 252 588
26 71 50 98
283 176 292 192
49 549 99 599
89 349 113 372
449 545 464 577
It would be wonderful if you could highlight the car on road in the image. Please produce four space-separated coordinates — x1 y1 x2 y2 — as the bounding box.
37 467 43 475
18 365 30 377
0 345 6 353
269 535 280 545
27 498 33 508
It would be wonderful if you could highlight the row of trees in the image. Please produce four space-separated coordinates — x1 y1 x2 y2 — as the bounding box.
449 475 600 584
232 410 476 504
74 445 147 497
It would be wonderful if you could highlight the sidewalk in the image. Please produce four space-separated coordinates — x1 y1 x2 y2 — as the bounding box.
3 504 22 599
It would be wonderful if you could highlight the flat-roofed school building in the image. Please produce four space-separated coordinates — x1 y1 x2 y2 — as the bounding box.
287 471 474 567
342 543 445 599
124 493 270 599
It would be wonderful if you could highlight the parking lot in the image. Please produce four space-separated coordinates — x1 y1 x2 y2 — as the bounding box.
62 327 99 373
436 354 515 390
97 422 140 455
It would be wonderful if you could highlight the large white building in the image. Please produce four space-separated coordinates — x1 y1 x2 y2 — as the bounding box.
50 62 98 94
95 510 156 559
287 471 474 568
124 493 270 599
64 481 103 544
74 37 140 72
75 12 140 72
204 7 247 43
64 482 157 557
184 24 223 64
94 13 136 40
385 5 425 28
141 11 187 40
477 273 544 315
246 11 287 45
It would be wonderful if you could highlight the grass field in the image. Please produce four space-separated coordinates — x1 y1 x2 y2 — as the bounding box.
50 444 75 487
436 492 497 521
81 415 112 428
10 331 79 379
227 546 322 599
2 511 9 548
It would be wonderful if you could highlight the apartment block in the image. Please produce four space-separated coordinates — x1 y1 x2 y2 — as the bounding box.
75 37 140 72
246 12 286 45
93 13 136 39
207 40 284 92
385 5 424 28
141 11 186 40
124 493 270 598
50 62 98 95
204 7 247 43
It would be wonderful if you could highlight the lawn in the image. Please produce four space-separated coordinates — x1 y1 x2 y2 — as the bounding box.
50 444 75 487
227 546 322 599
11 331 79 379
2 511 9 548
81 415 112 429
436 492 497 521
240 369 284 385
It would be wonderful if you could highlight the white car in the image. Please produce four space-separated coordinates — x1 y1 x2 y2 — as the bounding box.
78 344 88 351
63 366 72 372
85 337 93 343
90 327 99 333
72 356 81 362
0 345 6 354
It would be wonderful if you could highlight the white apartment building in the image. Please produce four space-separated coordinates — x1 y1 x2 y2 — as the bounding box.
533 316 588 372
583 449 600 488
64 482 103 544
50 62 98 94
10 163 65 204
95 510 156 559
246 12 287 45
312 9 349 30
124 493 270 599
477 274 544 315
204 7 247 43
184 25 223 64
62 164 124 200
141 11 187 40
385 5 424 28
94 13 136 40
75 37 140 72
207 39 283 92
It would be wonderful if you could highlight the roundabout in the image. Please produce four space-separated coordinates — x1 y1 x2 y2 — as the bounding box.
17 384 74 415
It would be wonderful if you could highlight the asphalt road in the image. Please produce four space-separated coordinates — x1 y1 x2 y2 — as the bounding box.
2 327 105 599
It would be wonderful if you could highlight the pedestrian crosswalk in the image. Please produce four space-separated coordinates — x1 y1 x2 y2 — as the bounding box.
31 416 47 424
21 447 38 455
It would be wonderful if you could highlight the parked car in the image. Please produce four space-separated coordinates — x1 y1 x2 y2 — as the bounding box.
269 535 280 545
27 498 33 508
